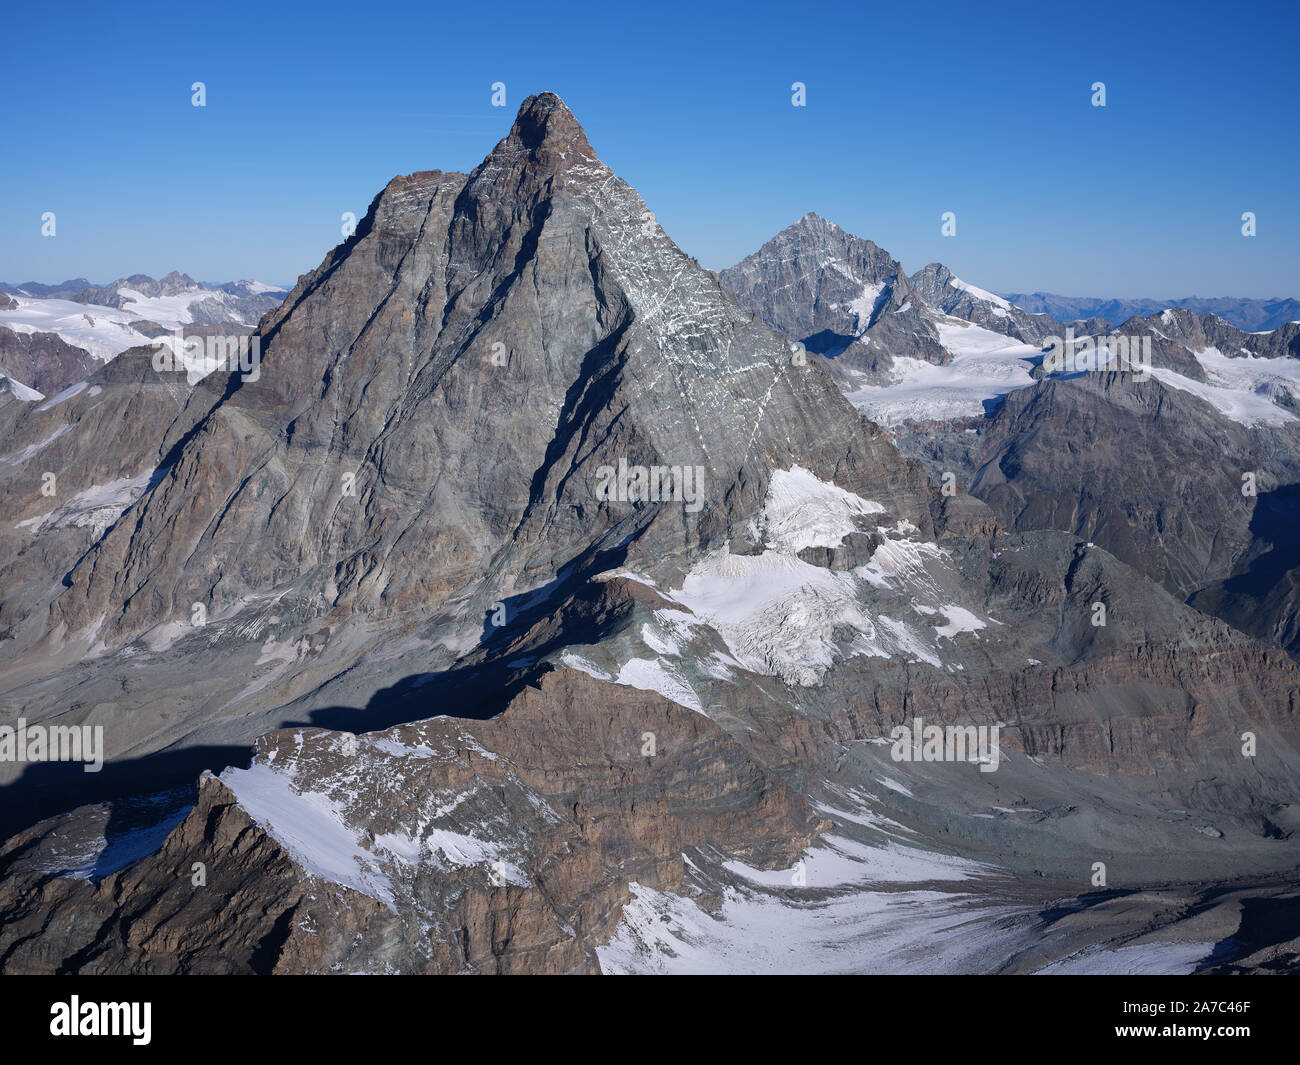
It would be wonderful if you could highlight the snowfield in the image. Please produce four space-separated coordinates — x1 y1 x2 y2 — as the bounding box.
0 280 284 364
1151 346 1300 426
844 319 1040 423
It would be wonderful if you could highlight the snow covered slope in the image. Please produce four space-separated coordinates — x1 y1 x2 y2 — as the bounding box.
0 274 285 363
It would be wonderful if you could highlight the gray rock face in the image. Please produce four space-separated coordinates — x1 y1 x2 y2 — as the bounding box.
0 350 202 648
717 212 902 351
874 309 1300 660
906 261 1056 345
913 372 1300 599
0 326 98 396
1188 481 1300 660
718 217 1056 381
719 214 946 376
1112 306 1300 376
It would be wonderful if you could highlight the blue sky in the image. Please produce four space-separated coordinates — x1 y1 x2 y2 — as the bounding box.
2 0 1296 297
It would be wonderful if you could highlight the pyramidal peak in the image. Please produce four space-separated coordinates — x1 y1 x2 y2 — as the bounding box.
484 91 599 175
791 211 840 233
507 92 591 152
29 86 921 663
347 93 602 253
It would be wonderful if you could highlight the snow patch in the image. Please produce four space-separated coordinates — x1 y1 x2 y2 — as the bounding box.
845 321 1040 424
615 657 705 713
16 468 155 537
761 465 884 553
221 763 397 909
35 380 88 411
1150 347 1300 426
2 375 44 401
949 276 1012 315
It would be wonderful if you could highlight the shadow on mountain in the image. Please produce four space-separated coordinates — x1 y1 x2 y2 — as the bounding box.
803 329 856 357
1197 893 1300 972
89 789 193 880
1036 888 1142 927
297 535 643 734
1188 482 1300 656
4 533 646 842
300 661 555 733
0 743 251 843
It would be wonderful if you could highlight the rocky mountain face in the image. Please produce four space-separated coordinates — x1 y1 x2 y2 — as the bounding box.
0 326 99 396
905 261 1056 345
906 372 1300 602
0 349 212 706
1188 480 1300 658
0 668 821 974
716 212 907 362
718 215 1055 382
1 95 1298 974
1137 306 1300 371
960 310 1300 634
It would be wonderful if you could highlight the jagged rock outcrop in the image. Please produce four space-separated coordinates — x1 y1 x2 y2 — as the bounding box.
906 261 1056 345
0 669 819 973
0 326 98 396
718 215 1057 382
717 212 904 357
930 372 1300 598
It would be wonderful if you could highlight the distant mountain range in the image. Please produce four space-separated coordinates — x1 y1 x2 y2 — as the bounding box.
0 272 286 396
1002 292 1300 332
0 273 285 304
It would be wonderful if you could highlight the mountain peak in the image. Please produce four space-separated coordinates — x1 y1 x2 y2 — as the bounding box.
913 261 953 281
505 92 593 157
784 211 840 236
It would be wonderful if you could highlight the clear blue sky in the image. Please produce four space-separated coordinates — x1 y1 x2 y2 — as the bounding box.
2 0 1296 298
